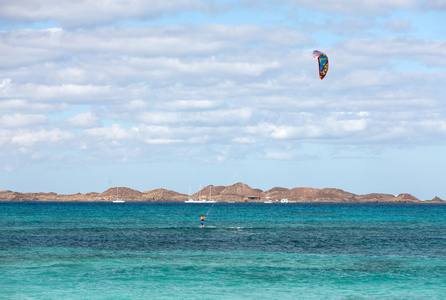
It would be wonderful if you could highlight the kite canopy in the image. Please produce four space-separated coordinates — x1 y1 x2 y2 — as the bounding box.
313 50 329 80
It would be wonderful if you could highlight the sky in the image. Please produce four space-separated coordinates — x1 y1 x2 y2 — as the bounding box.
1 0 445 199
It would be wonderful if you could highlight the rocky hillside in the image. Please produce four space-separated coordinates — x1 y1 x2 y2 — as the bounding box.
0 183 445 203
0 187 187 202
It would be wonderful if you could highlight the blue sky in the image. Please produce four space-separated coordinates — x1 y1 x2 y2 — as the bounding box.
1 0 445 199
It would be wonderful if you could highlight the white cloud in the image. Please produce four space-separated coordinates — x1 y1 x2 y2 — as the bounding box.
137 108 253 125
0 79 116 104
0 26 311 68
124 100 148 111
277 0 420 14
64 111 99 128
338 37 446 67
142 138 183 145
232 136 257 144
0 18 445 172
0 0 217 28
159 100 223 111
83 124 131 140
9 128 74 147
54 68 86 84
0 78 11 88
305 18 376 37
0 113 47 128
0 99 68 113
424 0 446 9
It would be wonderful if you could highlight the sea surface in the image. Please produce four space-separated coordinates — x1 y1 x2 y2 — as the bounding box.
1 202 445 299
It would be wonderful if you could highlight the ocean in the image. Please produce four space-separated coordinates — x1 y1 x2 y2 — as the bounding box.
1 202 445 299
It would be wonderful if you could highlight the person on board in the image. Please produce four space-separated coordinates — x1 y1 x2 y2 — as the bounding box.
200 215 205 228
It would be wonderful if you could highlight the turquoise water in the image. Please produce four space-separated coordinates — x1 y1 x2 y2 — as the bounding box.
1 203 445 299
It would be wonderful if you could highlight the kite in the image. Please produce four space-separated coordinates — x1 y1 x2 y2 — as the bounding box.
313 50 329 80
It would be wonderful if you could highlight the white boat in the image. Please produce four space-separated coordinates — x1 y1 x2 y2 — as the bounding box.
207 186 217 203
185 186 217 203
112 187 125 203
185 198 217 203
264 192 273 203
280 198 289 203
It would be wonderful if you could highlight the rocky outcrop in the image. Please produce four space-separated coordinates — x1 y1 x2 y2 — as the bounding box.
425 196 444 203
220 183 262 202
0 187 187 202
1 183 445 203
356 193 396 203
262 187 289 200
143 188 187 202
393 193 421 203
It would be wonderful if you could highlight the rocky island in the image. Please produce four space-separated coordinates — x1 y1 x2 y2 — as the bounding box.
0 183 444 203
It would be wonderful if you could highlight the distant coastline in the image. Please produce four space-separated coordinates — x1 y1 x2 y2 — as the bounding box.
1 182 444 203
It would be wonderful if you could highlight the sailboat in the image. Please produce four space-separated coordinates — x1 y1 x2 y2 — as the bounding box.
208 186 217 203
185 186 217 203
112 187 125 203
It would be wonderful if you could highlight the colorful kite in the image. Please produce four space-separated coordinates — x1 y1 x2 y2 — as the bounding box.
313 50 329 80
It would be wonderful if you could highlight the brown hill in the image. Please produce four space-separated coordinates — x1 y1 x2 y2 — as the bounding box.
356 193 396 203
101 187 143 200
393 193 420 203
283 187 320 200
275 187 356 203
0 183 444 203
191 185 226 200
425 196 444 203
0 190 25 201
191 183 261 202
263 187 289 199
143 188 187 202
220 182 261 202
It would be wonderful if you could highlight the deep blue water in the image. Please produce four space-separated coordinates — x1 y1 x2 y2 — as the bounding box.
1 202 445 299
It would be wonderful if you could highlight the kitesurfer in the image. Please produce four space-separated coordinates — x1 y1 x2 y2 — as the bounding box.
200 215 205 228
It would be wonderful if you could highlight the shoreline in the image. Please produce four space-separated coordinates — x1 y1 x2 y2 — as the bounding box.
1 200 445 204
1 182 445 204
